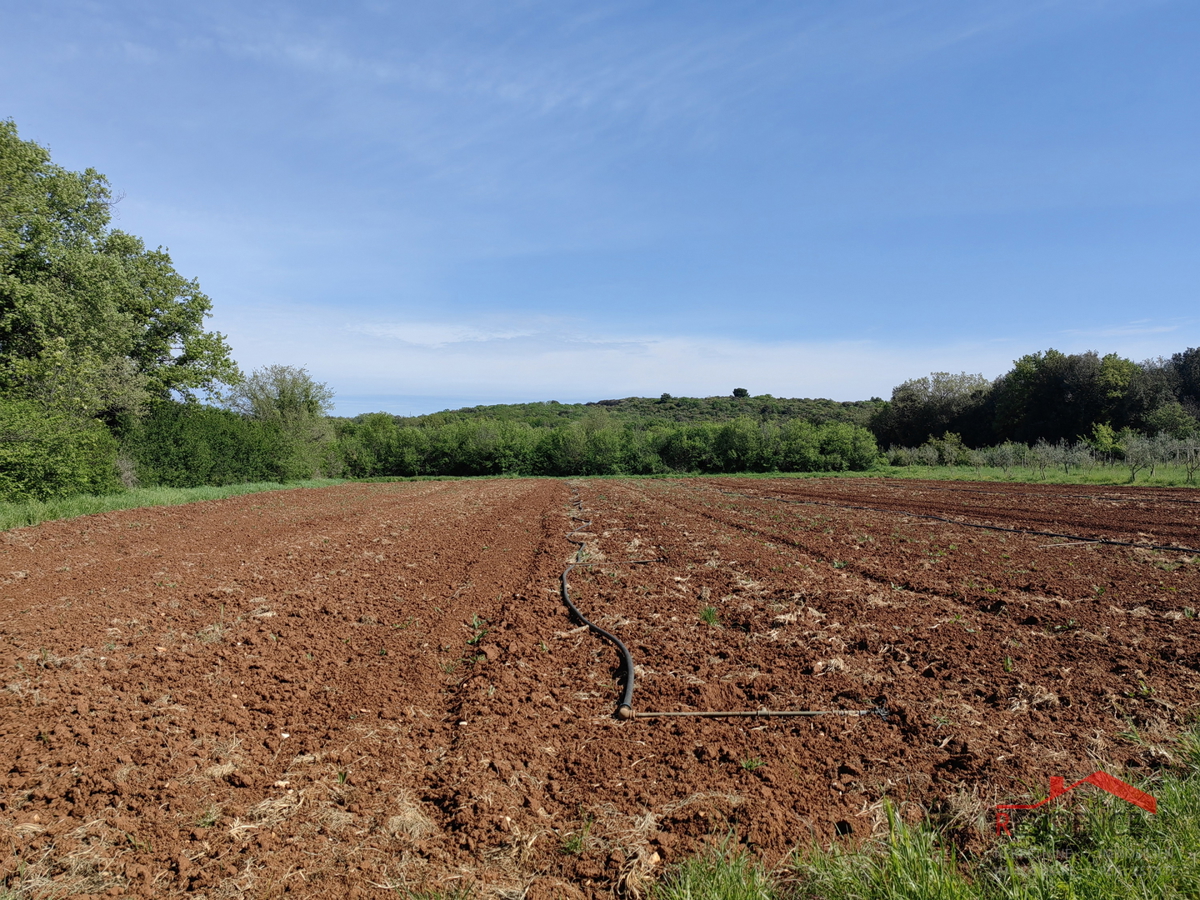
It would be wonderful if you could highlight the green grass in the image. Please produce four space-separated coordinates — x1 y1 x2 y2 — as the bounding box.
649 727 1200 900
0 479 348 531
653 838 775 900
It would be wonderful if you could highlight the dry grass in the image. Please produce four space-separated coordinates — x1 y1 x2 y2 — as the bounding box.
387 793 436 840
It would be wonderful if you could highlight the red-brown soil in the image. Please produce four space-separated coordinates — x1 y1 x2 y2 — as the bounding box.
2 477 1198 898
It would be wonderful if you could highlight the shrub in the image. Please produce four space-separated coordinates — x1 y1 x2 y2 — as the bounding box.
0 400 121 501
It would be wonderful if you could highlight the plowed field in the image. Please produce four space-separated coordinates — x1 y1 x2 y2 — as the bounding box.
2 477 1198 898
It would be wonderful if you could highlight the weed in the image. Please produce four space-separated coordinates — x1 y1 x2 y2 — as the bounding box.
740 757 765 771
561 816 593 856
337 771 349 785
700 605 721 626
832 560 847 569
466 614 488 646
196 804 221 828
1003 656 1013 673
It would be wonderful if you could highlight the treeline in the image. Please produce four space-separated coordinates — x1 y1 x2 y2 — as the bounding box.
6 119 1200 503
116 409 879 483
335 415 878 476
1 121 240 502
414 394 884 429
873 348 1200 448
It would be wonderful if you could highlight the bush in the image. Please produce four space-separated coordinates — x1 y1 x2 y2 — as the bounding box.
122 401 291 487
0 400 121 501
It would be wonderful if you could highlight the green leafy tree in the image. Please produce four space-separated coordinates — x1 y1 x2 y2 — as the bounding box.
0 120 240 417
224 365 336 479
873 372 992 447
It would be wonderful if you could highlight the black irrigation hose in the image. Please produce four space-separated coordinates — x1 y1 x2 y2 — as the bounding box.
633 707 889 720
563 489 638 720
562 486 890 725
713 488 1200 556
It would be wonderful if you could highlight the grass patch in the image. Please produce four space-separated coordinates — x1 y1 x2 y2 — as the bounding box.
0 479 348 531
652 837 775 900
649 727 1200 900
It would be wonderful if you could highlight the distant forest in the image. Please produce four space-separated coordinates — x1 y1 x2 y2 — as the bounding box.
393 395 884 429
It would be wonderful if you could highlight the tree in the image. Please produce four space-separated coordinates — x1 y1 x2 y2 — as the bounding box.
1171 347 1200 418
224 365 336 479
0 120 240 418
873 372 992 447
732 388 749 398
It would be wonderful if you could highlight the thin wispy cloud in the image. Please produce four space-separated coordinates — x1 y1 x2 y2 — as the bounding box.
4 0 1196 416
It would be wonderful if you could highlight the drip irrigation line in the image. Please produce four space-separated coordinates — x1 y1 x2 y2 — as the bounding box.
562 490 637 720
852 478 1200 507
632 706 889 720
713 489 1200 556
560 486 891 726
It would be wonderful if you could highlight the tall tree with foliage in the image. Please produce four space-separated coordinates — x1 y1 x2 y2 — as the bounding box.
872 371 993 447
224 365 336 479
0 120 240 419
0 121 243 499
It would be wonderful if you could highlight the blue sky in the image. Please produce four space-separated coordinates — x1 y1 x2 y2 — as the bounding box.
2 0 1197 415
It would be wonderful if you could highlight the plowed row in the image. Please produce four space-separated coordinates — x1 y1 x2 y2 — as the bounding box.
2 477 1198 899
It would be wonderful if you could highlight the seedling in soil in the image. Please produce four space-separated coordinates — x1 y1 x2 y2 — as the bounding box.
1131 680 1155 699
337 771 349 785
700 605 720 626
1118 720 1145 745
933 715 951 727
1003 656 1014 673
466 614 489 646
561 816 593 855
196 805 221 828
832 560 847 569
1185 607 1197 619
740 757 765 771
